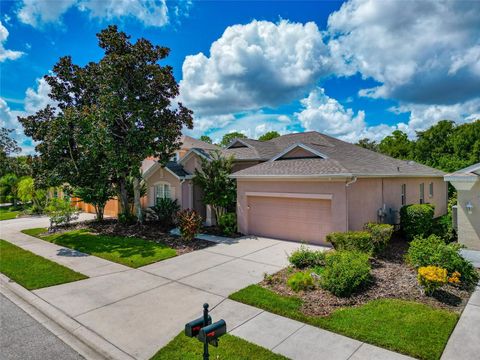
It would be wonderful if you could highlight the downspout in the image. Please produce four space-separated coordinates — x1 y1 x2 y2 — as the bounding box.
180 178 186 209
345 177 357 232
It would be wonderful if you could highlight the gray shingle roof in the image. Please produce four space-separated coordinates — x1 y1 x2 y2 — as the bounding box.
180 135 219 151
165 161 190 177
231 131 446 178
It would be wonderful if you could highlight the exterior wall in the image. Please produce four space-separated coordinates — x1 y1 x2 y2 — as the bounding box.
347 177 447 231
456 181 480 250
281 147 316 159
236 179 348 236
145 167 182 207
183 154 202 174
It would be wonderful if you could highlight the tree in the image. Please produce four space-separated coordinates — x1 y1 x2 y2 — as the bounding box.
17 176 48 214
220 132 247 147
193 151 236 222
0 127 21 157
0 173 19 206
378 130 413 159
20 26 193 223
74 184 115 221
199 135 212 144
356 138 378 152
258 131 280 141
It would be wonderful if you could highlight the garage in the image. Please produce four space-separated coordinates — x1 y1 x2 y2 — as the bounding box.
246 194 332 245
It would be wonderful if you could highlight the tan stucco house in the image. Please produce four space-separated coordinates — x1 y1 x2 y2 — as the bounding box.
444 163 480 250
142 131 447 245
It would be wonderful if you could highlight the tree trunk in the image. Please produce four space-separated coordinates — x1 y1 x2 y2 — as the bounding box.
118 178 130 216
94 204 105 221
133 177 143 224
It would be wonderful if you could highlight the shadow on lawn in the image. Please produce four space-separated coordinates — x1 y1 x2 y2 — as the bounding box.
57 248 89 257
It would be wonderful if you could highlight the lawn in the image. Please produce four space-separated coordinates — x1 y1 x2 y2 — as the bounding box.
0 208 19 220
230 285 458 360
150 332 288 360
0 239 87 289
22 228 177 268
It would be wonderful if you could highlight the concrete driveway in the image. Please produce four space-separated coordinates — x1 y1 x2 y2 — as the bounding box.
1 215 327 360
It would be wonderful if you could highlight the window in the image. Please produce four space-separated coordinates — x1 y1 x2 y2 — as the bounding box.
401 184 406 206
419 183 425 204
155 183 171 204
429 182 434 198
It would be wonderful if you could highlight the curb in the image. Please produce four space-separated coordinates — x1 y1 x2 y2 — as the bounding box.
0 274 135 360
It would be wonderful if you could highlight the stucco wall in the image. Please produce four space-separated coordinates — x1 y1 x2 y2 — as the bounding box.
236 179 348 236
145 168 182 207
457 181 480 250
347 177 447 230
183 154 201 174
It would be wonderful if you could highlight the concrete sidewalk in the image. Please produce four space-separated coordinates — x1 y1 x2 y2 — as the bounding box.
2 216 414 360
441 283 480 360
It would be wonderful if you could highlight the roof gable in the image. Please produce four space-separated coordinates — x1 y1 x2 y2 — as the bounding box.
271 143 328 161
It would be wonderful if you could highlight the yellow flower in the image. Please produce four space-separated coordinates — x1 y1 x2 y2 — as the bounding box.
448 271 461 284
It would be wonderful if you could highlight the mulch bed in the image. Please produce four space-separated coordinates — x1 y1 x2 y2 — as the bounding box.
261 236 474 317
200 226 243 238
55 219 214 256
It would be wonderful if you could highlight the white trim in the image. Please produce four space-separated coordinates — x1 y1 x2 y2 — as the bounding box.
142 161 185 181
444 175 478 182
246 192 333 200
270 143 329 161
164 167 183 180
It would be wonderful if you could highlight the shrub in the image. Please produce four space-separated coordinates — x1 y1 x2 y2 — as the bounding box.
118 212 137 225
363 223 394 253
432 214 456 243
217 212 237 236
177 209 202 241
406 234 479 288
400 204 435 240
417 266 447 296
152 198 180 228
288 245 326 269
45 198 79 229
320 251 371 297
287 271 315 292
326 231 374 254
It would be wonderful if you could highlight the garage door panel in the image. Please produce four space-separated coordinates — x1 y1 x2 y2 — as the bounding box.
247 196 332 245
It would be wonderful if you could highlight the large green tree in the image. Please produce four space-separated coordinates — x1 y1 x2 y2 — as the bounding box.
258 131 280 141
378 130 413 159
20 26 193 222
199 135 213 144
356 138 379 152
220 132 247 147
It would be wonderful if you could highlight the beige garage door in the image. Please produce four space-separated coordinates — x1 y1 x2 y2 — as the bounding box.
247 196 332 245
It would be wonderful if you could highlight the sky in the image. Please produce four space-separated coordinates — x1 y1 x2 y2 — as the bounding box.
1 0 479 154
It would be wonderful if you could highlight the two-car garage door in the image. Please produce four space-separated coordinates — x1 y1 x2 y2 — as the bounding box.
247 195 332 245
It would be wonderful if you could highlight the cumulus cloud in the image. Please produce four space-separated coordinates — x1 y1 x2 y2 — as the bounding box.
0 21 24 62
180 20 331 115
24 78 54 113
327 0 480 105
17 0 172 28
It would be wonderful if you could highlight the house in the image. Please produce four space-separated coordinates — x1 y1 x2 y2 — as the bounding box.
444 163 480 250
143 131 447 245
228 132 447 244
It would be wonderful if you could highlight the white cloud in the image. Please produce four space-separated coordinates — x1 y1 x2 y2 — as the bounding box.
327 0 480 105
17 0 170 28
24 78 54 113
0 21 24 62
180 19 331 116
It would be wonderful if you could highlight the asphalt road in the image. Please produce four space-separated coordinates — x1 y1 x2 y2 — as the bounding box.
0 293 84 360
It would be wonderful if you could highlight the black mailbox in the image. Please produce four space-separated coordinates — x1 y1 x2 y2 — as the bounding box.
198 319 226 346
185 315 212 338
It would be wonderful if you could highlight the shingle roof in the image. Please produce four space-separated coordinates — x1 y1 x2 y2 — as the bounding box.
221 138 278 160
231 131 446 178
165 161 190 177
444 163 480 181
180 135 219 151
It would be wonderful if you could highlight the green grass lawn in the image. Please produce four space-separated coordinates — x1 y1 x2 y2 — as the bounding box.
230 285 458 360
0 239 87 289
0 208 20 220
151 332 288 360
22 228 177 268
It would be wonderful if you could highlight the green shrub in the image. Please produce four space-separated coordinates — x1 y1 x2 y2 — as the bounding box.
406 234 479 288
177 209 202 241
217 212 237 236
326 231 374 254
400 204 435 240
288 245 326 269
287 271 315 292
45 198 79 229
320 251 371 297
118 212 137 225
152 198 180 228
363 223 394 253
432 214 456 243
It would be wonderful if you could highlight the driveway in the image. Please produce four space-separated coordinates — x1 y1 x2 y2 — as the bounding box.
0 215 326 360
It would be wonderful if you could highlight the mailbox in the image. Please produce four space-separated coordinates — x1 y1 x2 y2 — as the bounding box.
185 315 212 338
198 319 226 346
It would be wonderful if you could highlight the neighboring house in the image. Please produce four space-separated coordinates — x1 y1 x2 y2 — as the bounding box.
227 132 447 245
444 163 480 250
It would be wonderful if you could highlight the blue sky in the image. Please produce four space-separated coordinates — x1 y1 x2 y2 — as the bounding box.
1 0 479 154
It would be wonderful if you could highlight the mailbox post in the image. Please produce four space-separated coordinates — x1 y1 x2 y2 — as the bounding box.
185 303 227 360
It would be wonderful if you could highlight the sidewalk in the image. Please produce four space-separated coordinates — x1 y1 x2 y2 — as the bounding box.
0 216 431 360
